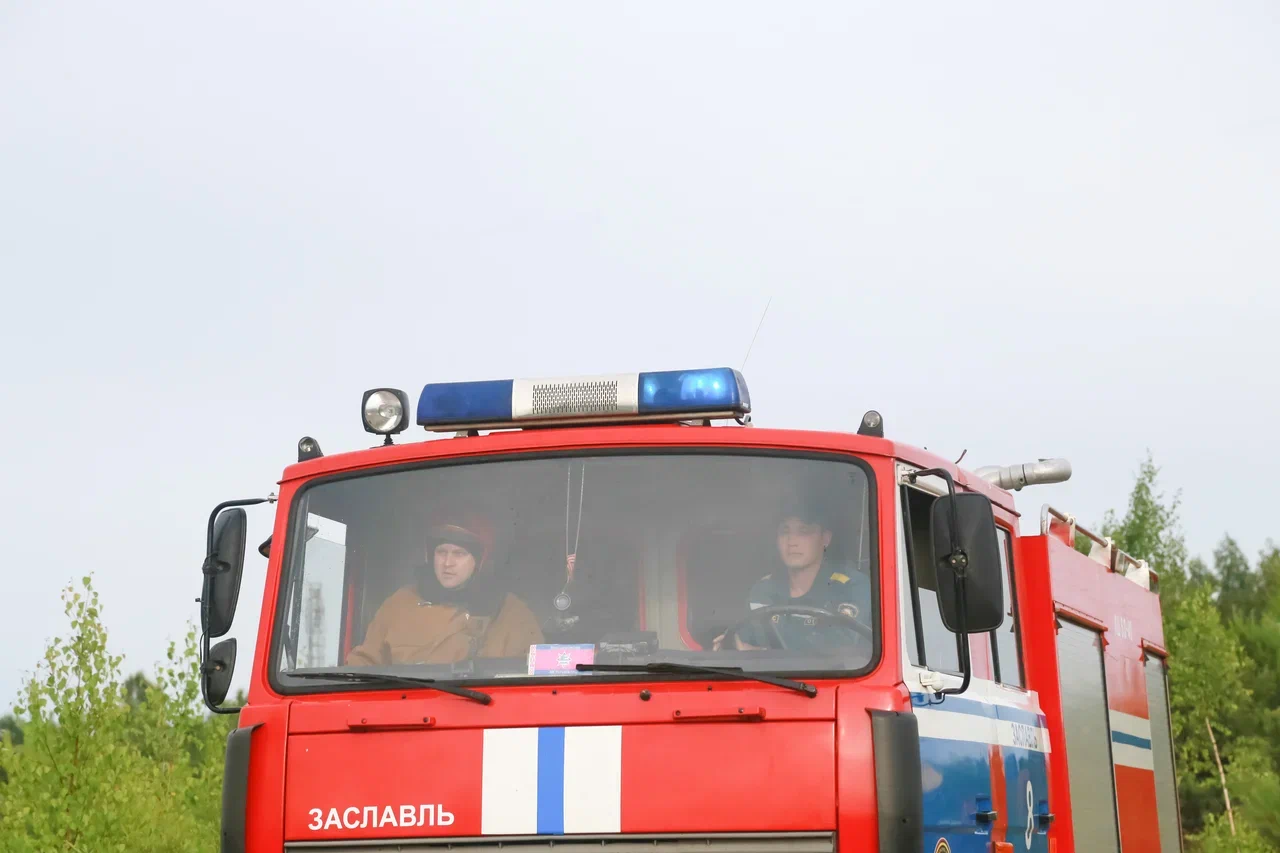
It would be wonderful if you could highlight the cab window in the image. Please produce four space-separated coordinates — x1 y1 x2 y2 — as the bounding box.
278 513 347 672
901 485 961 673
990 529 1023 687
274 452 879 688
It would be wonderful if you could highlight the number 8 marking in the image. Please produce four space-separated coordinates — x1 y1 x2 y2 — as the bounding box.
1024 780 1035 849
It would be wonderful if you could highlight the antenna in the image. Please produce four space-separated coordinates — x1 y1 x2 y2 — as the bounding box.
741 296 773 371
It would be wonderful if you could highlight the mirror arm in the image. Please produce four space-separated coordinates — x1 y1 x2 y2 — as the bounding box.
907 468 963 556
909 468 973 698
204 496 275 554
936 579 972 697
200 495 276 715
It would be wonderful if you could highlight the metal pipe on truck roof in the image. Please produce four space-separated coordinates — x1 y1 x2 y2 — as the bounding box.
974 458 1072 491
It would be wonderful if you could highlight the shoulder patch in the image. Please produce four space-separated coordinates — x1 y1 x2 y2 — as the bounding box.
829 572 850 584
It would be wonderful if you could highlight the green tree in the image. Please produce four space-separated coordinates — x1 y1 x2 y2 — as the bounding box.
0 714 21 784
1223 737 1280 846
1186 556 1217 595
1163 587 1253 831
1101 452 1189 588
1259 543 1280 610
1215 536 1259 622
0 576 233 852
1190 811 1274 853
1225 540 1280 849
122 672 153 710
0 716 21 748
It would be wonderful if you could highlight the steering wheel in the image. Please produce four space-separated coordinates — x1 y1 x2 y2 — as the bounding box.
722 604 872 651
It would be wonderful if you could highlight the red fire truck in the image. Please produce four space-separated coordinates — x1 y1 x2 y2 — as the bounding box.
198 367 1182 853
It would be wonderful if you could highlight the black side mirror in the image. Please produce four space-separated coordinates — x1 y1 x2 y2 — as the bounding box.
930 492 1004 634
908 468 1004 698
202 508 248 638
204 638 237 706
199 495 272 714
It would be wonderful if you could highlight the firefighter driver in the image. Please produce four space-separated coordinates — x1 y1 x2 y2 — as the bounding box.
713 497 872 652
346 511 543 666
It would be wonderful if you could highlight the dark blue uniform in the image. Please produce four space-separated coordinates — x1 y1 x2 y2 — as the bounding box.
737 564 872 651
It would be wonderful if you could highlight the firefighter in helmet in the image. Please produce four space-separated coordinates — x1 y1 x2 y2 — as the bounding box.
346 510 543 666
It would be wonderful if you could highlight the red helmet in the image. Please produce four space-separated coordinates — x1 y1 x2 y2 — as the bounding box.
425 511 495 571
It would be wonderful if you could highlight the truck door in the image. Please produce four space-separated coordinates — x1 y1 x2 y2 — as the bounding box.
898 466 1051 853
1056 619 1122 852
898 470 992 851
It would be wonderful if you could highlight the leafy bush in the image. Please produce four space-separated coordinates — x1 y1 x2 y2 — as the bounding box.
0 576 234 853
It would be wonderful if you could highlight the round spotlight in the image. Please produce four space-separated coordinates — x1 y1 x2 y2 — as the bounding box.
297 435 324 461
361 388 409 435
365 392 403 431
856 409 884 438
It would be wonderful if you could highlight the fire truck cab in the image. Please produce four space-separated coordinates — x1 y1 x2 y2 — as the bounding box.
198 368 1182 853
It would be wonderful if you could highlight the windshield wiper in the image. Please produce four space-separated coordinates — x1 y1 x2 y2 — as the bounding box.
576 662 816 698
287 669 492 705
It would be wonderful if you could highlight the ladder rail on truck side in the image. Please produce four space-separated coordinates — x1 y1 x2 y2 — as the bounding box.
1019 506 1183 853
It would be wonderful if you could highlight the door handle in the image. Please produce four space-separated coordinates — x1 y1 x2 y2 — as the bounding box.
345 703 436 731
671 706 767 722
976 808 998 823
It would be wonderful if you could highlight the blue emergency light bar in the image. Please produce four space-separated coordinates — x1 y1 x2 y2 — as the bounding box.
416 367 751 431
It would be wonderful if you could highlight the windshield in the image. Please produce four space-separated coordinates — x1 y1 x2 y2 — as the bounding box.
273 451 877 687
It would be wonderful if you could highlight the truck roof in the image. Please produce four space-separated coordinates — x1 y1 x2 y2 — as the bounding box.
278 423 1021 515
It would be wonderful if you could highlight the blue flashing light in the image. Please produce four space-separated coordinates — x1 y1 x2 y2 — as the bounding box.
417 379 513 426
638 368 749 414
416 367 750 431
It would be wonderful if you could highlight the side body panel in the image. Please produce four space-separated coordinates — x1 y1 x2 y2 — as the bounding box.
1108 643 1162 852
1019 531 1177 853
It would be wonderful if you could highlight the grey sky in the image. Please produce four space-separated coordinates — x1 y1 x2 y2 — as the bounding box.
2 2 1277 704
